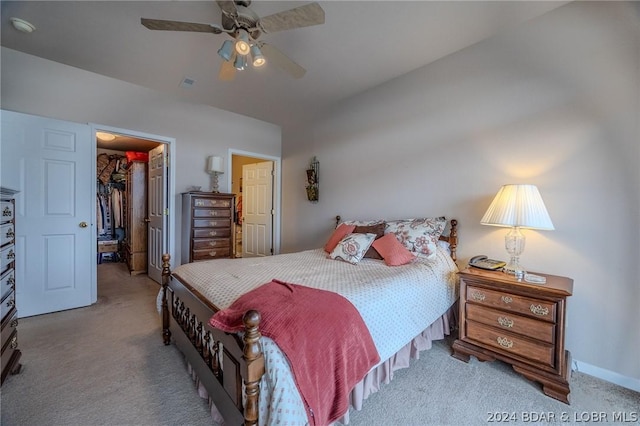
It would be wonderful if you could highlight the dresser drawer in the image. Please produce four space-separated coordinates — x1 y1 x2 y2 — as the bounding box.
1 201 14 222
466 285 556 323
1 310 17 351
193 239 230 250
193 219 231 229
193 198 232 209
0 290 15 323
467 321 555 368
466 304 555 344
193 208 231 219
192 247 231 261
0 245 15 275
193 228 231 239
0 269 14 302
0 223 15 248
1 329 18 370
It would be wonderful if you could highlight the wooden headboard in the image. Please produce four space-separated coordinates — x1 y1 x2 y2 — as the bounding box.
334 216 458 262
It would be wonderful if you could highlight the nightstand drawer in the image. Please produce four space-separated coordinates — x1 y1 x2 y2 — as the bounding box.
466 304 555 344
467 321 555 368
466 285 556 323
193 209 231 218
193 228 231 239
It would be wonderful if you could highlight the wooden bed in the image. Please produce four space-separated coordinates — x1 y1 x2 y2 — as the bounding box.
160 217 458 426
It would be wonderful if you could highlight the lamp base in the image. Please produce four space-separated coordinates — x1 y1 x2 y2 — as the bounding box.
503 257 525 280
210 172 220 193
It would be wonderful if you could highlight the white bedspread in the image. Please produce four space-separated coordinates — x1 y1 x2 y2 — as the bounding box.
171 246 458 425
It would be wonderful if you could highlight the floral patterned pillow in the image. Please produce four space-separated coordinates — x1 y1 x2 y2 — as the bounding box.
329 233 377 265
385 217 447 260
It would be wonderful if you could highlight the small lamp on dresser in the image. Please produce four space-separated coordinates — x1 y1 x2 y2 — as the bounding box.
480 184 554 279
207 155 224 193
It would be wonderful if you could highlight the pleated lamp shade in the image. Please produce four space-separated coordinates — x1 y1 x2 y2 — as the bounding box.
480 184 554 230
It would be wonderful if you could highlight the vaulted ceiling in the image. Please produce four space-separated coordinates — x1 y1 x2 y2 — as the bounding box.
1 1 568 127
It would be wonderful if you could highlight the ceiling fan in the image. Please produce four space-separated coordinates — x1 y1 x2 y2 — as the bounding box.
141 1 325 81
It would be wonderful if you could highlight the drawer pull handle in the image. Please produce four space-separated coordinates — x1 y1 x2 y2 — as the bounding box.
497 336 513 348
209 231 218 236
6 229 15 239
2 207 11 217
8 276 15 285
7 250 15 259
470 291 486 301
209 221 216 227
209 211 218 217
10 336 18 349
195 200 204 206
497 316 514 328
7 298 15 308
530 304 549 316
209 241 218 247
501 296 512 304
209 250 217 257
10 318 18 328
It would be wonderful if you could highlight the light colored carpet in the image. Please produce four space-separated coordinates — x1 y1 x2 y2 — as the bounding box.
1 262 638 425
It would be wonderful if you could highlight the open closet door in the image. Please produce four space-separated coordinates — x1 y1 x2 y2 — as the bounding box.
147 144 166 284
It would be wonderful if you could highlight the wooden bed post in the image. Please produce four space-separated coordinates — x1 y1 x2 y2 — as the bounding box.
449 219 458 263
242 310 265 426
161 253 172 346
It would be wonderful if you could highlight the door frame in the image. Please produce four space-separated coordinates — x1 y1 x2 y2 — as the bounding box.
90 123 176 292
227 149 281 255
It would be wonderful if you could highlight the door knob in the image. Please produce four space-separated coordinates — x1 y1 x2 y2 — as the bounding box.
144 218 150 223
79 221 88 228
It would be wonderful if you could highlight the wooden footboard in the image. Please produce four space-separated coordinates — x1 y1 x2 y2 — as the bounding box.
161 254 264 426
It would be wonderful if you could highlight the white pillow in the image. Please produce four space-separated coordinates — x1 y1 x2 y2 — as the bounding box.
329 233 377 265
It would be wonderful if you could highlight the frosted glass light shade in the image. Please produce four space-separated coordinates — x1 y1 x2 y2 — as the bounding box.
480 184 554 230
207 156 224 173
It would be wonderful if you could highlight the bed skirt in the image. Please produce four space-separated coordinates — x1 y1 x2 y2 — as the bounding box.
184 303 458 425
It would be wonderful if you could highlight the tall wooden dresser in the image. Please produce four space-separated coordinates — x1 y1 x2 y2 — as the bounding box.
1 187 21 385
182 192 235 264
124 161 147 274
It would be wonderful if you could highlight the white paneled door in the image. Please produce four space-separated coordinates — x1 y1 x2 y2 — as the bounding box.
147 144 166 284
0 110 94 317
242 161 274 257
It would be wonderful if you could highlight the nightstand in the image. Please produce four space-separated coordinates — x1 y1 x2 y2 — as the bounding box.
452 267 573 404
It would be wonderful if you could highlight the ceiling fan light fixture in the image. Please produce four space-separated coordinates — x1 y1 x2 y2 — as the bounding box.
250 45 266 67
234 54 247 71
235 30 251 56
217 40 234 62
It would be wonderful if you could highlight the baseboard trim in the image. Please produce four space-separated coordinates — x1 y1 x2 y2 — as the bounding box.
572 359 640 392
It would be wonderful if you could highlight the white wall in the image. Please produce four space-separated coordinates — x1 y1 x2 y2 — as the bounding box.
1 47 281 263
282 2 640 385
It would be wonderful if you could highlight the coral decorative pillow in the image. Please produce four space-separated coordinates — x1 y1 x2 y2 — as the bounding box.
372 233 416 266
329 233 377 265
324 224 356 253
353 223 386 259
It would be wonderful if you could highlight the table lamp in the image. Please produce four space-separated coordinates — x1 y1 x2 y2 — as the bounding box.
480 184 554 279
207 155 224 193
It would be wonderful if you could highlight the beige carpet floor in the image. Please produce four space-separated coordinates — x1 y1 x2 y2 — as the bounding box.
1 262 638 425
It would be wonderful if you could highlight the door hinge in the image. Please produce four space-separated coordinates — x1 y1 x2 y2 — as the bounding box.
164 208 169 216
271 209 275 215
271 170 275 176
270 247 273 254
165 154 169 167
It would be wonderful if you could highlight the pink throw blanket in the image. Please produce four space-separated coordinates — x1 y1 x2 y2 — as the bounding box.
209 279 380 426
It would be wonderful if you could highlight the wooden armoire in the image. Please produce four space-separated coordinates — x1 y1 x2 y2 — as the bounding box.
124 161 147 275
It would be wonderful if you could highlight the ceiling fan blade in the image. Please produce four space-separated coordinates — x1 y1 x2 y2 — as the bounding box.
260 43 306 79
216 1 238 17
219 56 236 81
258 2 325 34
141 18 223 34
